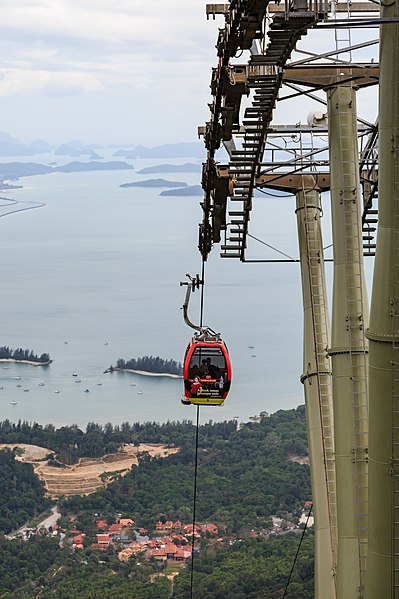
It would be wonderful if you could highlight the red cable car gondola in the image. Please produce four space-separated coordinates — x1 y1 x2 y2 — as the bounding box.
182 330 232 406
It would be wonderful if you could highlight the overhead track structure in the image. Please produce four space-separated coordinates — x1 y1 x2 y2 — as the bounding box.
199 0 379 262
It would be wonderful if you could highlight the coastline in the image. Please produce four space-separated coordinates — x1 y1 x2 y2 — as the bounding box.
0 358 52 367
105 367 182 379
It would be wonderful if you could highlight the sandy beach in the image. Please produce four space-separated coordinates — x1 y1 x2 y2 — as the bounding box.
0 358 51 367
122 369 182 379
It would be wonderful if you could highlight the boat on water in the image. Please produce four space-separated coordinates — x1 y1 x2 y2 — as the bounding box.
75 379 81 383
97 382 102 386
17 384 22 388
3 366 9 370
104 340 109 345
23 388 29 392
84 388 90 393
54 390 60 394
130 383 136 387
72 373 78 377
137 391 143 394
11 401 17 405
38 382 45 386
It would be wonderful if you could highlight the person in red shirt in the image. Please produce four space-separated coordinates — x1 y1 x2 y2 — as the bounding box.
191 376 202 396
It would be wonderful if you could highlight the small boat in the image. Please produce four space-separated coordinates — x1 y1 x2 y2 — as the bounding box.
64 341 68 344
84 389 90 393
23 388 29 392
3 366 9 370
11 401 17 405
72 373 78 377
75 379 81 383
54 390 60 394
14 376 21 380
104 341 109 346
251 355 257 358
130 383 136 387
97 383 102 386
38 382 45 386
137 391 143 395
0 387 3 390
17 384 22 388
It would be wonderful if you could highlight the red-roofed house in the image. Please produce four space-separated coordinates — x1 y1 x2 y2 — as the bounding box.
164 542 178 558
138 528 148 534
148 547 167 561
118 547 135 562
73 534 85 545
175 547 192 561
96 520 108 530
204 523 218 535
118 518 134 527
96 533 111 549
108 523 123 535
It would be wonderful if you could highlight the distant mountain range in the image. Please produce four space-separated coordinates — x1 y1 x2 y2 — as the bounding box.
0 132 207 159
113 143 205 159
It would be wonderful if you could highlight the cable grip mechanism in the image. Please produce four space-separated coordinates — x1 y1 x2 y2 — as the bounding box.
180 274 203 332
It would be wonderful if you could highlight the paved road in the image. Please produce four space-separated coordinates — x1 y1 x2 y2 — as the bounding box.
38 505 60 530
6 505 60 539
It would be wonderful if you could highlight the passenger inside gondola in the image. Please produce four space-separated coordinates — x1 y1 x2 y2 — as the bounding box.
187 346 228 398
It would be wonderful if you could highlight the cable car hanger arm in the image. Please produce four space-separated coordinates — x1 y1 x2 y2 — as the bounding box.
180 273 217 336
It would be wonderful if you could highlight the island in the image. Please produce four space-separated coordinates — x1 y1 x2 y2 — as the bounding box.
105 356 183 378
0 346 51 365
120 178 187 188
159 185 203 196
137 163 201 174
0 161 133 183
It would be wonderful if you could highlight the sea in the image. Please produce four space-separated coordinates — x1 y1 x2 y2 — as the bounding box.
0 148 365 430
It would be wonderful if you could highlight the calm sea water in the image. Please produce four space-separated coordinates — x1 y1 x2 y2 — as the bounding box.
0 150 322 429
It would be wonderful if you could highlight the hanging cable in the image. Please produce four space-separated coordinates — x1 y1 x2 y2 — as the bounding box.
190 404 201 598
190 259 206 599
282 503 313 598
247 233 298 261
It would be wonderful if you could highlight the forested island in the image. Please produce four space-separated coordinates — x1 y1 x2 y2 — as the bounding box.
0 346 51 365
106 355 183 376
120 178 187 188
0 408 314 597
159 184 203 196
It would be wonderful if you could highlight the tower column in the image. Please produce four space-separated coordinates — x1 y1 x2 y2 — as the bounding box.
296 184 336 599
327 83 369 599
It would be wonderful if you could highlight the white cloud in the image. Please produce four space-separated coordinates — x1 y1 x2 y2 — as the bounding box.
0 68 102 97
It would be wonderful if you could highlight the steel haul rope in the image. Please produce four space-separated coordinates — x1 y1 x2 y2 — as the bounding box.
189 259 206 599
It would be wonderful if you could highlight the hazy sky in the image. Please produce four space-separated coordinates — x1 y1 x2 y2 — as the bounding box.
0 1 379 146
0 0 218 146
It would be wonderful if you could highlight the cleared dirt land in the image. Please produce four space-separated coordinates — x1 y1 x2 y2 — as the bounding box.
0 443 179 498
